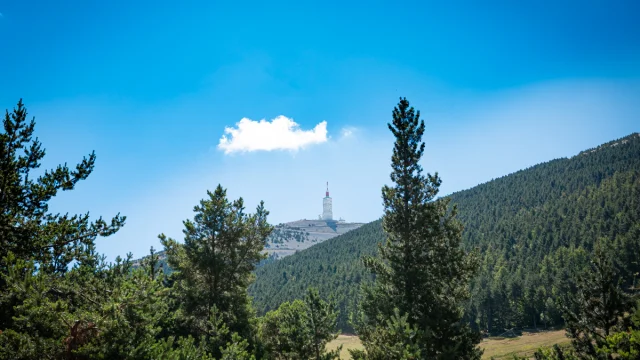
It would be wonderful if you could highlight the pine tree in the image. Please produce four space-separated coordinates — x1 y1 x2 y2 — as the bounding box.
353 97 481 359
349 309 422 360
561 240 635 359
160 184 273 357
0 246 173 358
143 246 161 280
305 288 341 360
260 288 341 360
0 99 125 334
601 300 640 359
533 242 640 360
0 100 125 273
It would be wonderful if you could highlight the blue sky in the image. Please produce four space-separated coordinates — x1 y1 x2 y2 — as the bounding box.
1 0 639 261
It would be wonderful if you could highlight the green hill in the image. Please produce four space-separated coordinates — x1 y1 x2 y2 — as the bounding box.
250 219 384 332
248 133 640 333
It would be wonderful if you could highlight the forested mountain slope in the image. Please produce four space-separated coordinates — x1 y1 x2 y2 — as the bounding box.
250 219 384 331
248 133 640 333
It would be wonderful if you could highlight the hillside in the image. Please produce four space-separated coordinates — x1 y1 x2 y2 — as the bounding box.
250 219 384 330
248 133 640 333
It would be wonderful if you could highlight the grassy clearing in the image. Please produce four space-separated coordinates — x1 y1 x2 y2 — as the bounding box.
326 335 364 359
326 330 569 359
480 330 570 359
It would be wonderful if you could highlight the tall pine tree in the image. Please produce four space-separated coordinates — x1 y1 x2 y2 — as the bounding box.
353 97 481 359
160 185 273 357
0 99 125 331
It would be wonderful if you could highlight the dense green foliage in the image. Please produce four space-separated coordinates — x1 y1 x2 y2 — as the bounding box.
602 299 640 359
249 132 640 335
158 184 273 358
560 240 636 359
260 288 341 360
522 242 640 360
452 132 640 335
351 97 481 359
0 100 125 324
0 100 141 358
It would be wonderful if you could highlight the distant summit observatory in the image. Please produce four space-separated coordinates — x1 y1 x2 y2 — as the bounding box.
258 181 365 259
322 182 333 220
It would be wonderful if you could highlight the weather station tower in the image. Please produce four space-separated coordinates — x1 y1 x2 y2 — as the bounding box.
322 182 333 221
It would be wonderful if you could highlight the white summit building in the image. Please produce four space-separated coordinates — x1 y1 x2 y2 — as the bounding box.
322 182 333 220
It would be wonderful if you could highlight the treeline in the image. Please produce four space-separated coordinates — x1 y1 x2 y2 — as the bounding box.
249 132 640 334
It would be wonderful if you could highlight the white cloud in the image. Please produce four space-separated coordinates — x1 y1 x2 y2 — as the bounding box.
218 115 328 154
340 126 357 138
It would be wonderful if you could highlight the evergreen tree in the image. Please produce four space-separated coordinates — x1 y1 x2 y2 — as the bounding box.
0 100 125 278
149 336 216 360
160 185 273 357
260 288 341 360
353 97 482 359
142 246 161 280
600 299 640 359
0 100 126 354
533 242 640 360
0 249 172 359
349 309 422 360
532 344 578 360
304 288 341 360
560 240 635 359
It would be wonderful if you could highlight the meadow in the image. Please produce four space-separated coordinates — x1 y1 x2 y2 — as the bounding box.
326 330 570 360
